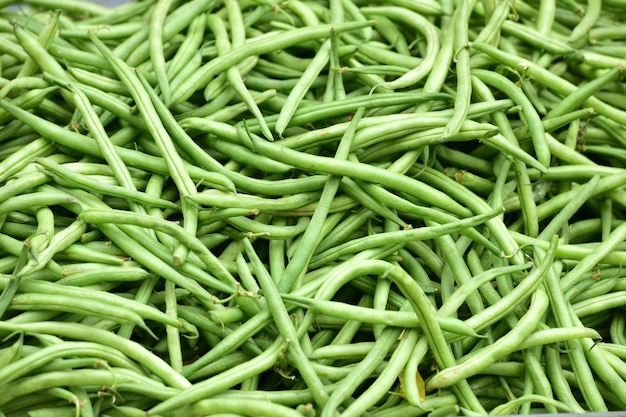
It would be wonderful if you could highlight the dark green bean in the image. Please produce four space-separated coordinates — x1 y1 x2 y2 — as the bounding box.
171 20 373 104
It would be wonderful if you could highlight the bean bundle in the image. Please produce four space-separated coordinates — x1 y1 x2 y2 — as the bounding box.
1 0 626 415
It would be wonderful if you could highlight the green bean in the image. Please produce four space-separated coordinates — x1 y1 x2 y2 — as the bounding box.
203 88 277 122
34 158 177 210
501 20 574 56
321 326 404 417
56 265 150 286
148 0 171 104
149 337 284 415
441 0 471 139
228 215 310 240
78 209 235 287
171 20 372 104
275 40 330 137
59 21 145 41
208 14 273 141
428 287 550 390
547 66 622 120
572 291 626 317
341 329 420 417
0 98 235 192
208 136 289 174
0 321 190 390
13 25 70 85
8 291 150 327
189 189 321 212
472 41 626 125
309 209 499 269
567 0 602 47
169 397 311 417
244 239 329 407
472 69 550 169
242 129 473 217
0 75 46 99
88 35 197 233
2 0 110 15
516 327 600 350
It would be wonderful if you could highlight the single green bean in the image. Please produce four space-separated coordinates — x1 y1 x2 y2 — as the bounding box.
428 287 550 390
0 321 190 389
7 292 150 328
280 294 483 338
309 209 499 269
501 20 575 55
169 397 311 417
471 42 626 125
275 39 330 137
78 208 235 287
567 0 602 47
149 337 284 415
241 127 473 217
472 68 550 168
550 67 621 122
114 0 216 64
34 158 178 210
171 20 373 104
341 329 420 417
0 98 235 192
207 14 273 140
13 24 69 84
462 235 558 333
189 189 321 212
442 0 471 138
320 325 404 417
149 0 172 103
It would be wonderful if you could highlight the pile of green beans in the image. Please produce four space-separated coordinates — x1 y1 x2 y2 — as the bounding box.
2 0 626 415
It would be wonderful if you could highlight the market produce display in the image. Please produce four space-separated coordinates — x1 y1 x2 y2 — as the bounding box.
1 0 626 415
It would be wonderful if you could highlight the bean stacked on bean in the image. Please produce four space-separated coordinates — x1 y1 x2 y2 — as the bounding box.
1 0 626 415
